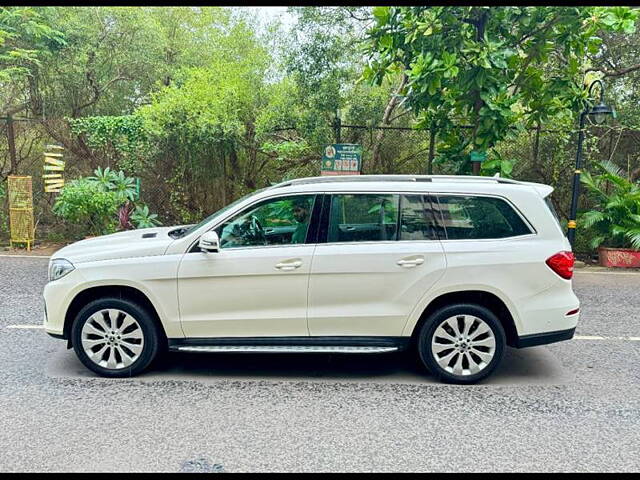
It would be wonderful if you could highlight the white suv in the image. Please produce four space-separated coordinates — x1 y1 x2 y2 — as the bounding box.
44 175 579 384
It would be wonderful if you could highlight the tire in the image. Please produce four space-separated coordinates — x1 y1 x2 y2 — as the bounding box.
417 303 506 385
71 297 161 378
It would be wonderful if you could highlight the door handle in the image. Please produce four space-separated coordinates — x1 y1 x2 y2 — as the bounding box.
397 257 425 267
275 260 303 271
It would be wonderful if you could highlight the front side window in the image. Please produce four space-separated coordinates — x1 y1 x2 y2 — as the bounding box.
435 195 532 240
327 194 399 243
215 195 316 249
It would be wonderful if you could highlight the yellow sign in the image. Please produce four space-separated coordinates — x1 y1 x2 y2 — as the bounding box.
7 176 35 250
43 144 65 192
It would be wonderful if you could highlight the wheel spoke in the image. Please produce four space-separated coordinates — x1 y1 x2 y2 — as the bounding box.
90 314 110 333
470 324 491 340
445 317 462 337
121 329 142 340
469 348 493 363
116 346 134 367
434 326 456 342
90 343 109 360
432 342 456 354
82 338 107 348
464 352 480 374
120 341 143 356
119 314 136 333
452 352 464 375
105 347 118 369
84 324 106 337
106 309 122 330
462 316 474 336
471 337 496 349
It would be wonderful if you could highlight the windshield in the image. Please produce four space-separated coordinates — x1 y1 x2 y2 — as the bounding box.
177 188 268 238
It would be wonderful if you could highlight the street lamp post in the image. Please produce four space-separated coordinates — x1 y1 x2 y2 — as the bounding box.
567 79 614 247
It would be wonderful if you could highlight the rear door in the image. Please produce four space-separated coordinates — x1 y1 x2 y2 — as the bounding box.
307 192 447 337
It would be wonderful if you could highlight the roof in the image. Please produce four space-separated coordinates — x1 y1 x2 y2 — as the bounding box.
270 175 554 198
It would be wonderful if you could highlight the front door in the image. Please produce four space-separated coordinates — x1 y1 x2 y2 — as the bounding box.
307 193 446 337
178 194 318 338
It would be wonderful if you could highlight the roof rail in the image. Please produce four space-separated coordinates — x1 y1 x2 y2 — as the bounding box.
272 174 524 188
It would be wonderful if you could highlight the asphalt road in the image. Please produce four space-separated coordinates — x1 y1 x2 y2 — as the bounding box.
0 256 638 472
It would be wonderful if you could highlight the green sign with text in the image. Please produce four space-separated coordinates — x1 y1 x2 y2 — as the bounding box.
321 144 362 176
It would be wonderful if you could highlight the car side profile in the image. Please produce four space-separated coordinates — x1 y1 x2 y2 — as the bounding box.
43 174 579 384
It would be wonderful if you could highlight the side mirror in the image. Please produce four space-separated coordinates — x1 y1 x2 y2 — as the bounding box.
198 230 220 253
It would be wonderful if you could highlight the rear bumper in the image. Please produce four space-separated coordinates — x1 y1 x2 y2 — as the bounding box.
514 326 576 348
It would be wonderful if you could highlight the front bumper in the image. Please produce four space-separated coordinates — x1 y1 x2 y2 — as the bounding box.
43 268 85 337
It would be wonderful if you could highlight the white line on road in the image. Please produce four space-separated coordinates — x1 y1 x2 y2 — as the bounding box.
574 335 640 341
6 324 45 329
575 270 640 276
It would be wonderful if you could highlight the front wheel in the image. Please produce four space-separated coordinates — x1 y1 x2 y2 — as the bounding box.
71 298 161 378
417 303 506 384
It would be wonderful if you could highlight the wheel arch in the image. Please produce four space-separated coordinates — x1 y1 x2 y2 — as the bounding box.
63 285 168 348
407 290 519 348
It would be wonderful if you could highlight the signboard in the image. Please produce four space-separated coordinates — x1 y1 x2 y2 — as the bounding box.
470 150 488 163
321 143 362 176
43 144 65 192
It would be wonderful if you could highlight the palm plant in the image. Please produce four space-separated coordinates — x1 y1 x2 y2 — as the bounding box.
580 160 640 250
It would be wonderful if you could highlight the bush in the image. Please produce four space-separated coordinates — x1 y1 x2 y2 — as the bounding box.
52 178 120 236
53 167 162 237
579 160 640 250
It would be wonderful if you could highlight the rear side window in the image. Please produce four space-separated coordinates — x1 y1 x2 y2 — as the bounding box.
327 194 399 242
435 195 532 240
399 194 440 241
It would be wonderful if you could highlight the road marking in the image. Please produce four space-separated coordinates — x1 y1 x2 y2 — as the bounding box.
575 270 640 276
6 324 45 329
574 335 640 341
0 254 51 259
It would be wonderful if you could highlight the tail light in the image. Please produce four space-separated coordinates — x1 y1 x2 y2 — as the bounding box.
546 251 575 279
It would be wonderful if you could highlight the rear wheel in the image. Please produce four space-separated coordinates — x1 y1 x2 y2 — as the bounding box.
417 303 506 384
71 298 161 378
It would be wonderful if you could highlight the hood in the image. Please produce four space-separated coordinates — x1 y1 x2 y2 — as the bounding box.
52 227 177 264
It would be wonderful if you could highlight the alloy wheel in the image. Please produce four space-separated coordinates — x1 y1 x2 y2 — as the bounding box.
431 314 496 377
81 308 145 370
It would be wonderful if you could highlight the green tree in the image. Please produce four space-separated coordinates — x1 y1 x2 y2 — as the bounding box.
364 7 639 173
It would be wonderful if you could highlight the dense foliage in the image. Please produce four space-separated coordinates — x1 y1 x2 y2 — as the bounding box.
1 6 640 251
580 161 640 250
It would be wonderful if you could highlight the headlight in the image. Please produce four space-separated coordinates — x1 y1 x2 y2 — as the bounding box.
48 258 75 282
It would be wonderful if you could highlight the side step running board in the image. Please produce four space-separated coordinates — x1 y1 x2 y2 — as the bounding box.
172 345 399 354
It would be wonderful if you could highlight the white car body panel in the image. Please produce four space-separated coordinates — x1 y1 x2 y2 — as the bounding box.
308 240 446 336
177 245 314 337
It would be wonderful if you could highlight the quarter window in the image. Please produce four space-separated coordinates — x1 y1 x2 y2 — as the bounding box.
435 195 532 239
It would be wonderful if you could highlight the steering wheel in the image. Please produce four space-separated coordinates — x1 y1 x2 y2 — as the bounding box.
249 215 266 245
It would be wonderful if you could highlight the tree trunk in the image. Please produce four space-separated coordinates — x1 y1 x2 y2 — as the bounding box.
427 123 437 175
369 74 408 173
470 9 489 176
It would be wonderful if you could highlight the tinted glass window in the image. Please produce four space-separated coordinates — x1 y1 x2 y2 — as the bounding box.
399 195 440 241
328 194 399 243
215 195 316 248
436 195 532 239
